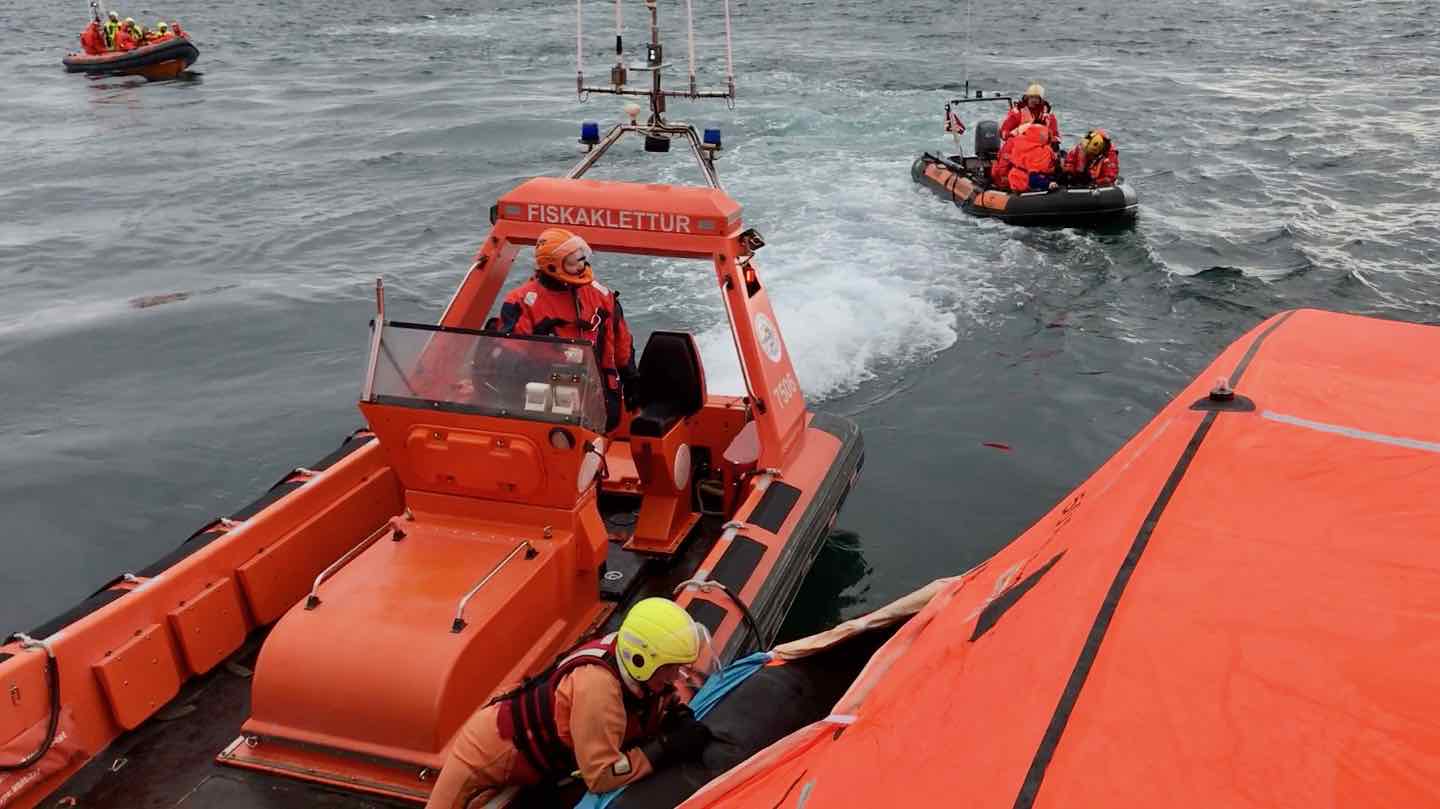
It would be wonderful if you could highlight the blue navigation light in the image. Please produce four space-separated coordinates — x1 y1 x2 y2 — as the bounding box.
580 121 601 146
703 128 722 148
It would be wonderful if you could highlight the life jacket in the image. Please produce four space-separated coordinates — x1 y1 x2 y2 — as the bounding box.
494 635 660 781
103 19 119 48
80 21 105 55
116 27 139 50
499 275 636 395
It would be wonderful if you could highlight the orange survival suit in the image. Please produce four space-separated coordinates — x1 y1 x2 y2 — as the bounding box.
423 636 673 809
80 21 106 55
115 24 141 50
497 273 638 432
1006 123 1059 192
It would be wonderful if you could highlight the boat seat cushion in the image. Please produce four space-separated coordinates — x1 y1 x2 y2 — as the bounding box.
630 331 705 437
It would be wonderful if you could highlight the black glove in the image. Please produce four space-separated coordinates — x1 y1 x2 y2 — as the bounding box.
642 712 711 768
660 703 695 733
620 366 644 411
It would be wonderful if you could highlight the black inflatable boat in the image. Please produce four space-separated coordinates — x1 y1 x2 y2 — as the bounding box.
912 95 1139 226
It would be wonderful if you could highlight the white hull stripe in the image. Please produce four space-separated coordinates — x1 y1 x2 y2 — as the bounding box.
1262 410 1440 454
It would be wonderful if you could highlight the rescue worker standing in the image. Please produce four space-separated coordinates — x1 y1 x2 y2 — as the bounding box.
1061 129 1120 187
1000 83 1060 144
103 10 121 49
423 598 712 809
80 18 106 54
499 228 640 432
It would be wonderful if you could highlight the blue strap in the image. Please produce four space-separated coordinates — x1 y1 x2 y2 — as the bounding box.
575 652 774 809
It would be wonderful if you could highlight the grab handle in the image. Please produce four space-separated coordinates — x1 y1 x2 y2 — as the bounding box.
305 523 393 610
452 541 539 633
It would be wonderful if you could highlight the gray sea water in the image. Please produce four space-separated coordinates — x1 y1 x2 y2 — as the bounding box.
2 0 1438 634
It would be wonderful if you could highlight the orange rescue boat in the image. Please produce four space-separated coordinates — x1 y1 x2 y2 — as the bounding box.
0 8 860 807
62 37 199 81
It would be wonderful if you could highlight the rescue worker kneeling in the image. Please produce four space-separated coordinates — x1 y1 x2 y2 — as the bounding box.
1061 129 1119 187
103 10 121 49
498 228 640 432
424 598 711 809
1006 122 1059 192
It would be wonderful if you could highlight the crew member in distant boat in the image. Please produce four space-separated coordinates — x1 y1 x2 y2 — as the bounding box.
115 17 142 50
1000 83 1060 144
146 21 174 42
169 20 187 38
497 228 640 431
423 598 712 809
103 10 120 48
80 18 106 54
1061 129 1119 187
1007 122 1059 192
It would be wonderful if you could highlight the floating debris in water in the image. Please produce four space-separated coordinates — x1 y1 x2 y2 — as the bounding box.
129 284 238 309
130 292 190 308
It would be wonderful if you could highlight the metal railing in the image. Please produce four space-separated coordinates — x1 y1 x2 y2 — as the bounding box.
305 523 394 610
451 541 539 633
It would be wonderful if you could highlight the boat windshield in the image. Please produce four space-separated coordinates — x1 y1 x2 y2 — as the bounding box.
364 322 608 432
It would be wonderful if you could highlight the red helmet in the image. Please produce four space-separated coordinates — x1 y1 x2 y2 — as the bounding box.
534 228 593 286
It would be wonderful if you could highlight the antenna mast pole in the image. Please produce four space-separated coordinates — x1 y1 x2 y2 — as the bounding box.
568 0 736 188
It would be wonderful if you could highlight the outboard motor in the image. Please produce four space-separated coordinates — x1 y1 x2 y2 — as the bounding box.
974 120 1001 160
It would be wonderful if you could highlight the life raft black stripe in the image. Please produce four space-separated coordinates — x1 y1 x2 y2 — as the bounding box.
1011 312 1293 809
1229 310 1295 386
1011 410 1217 809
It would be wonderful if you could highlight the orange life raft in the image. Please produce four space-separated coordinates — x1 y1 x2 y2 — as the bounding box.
679 309 1440 809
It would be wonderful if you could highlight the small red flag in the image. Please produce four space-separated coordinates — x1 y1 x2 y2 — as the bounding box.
944 105 966 135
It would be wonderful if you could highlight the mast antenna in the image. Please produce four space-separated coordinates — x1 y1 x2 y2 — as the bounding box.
569 0 736 188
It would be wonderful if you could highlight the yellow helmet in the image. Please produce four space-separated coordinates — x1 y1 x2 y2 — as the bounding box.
108 10 119 20
156 21 169 31
1024 82 1046 99
1083 129 1111 157
616 598 700 682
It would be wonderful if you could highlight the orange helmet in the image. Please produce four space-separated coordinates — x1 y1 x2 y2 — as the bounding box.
534 228 594 286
